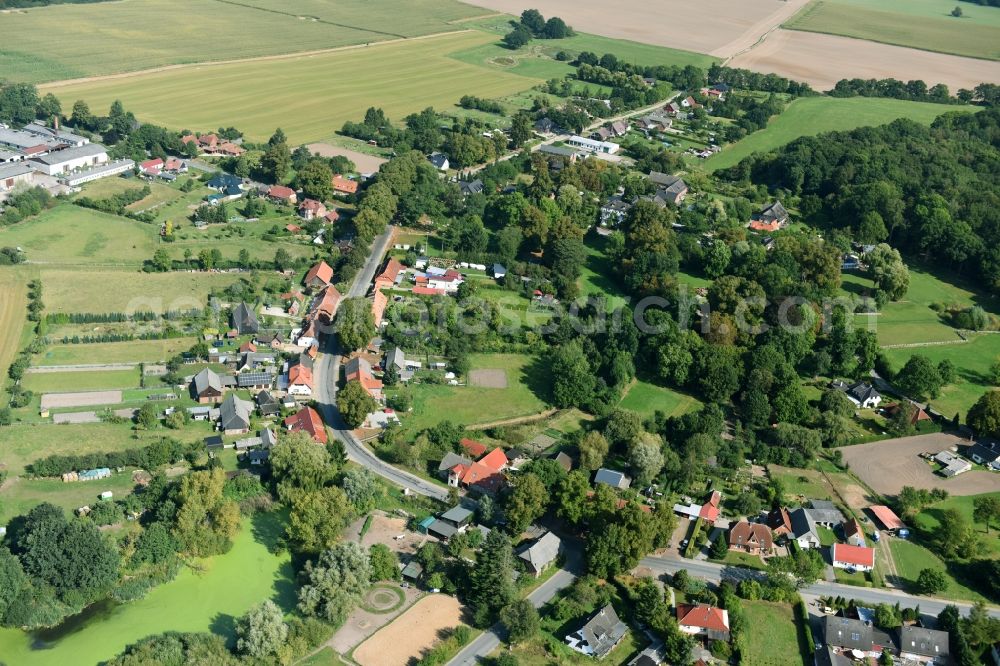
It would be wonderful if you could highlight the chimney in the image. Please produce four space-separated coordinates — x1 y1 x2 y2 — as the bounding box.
53 115 59 131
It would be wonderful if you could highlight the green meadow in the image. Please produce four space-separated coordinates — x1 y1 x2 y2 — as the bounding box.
706 97 976 171
39 269 242 314
618 379 701 419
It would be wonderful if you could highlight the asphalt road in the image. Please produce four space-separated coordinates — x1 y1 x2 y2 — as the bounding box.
311 225 450 502
638 553 1000 619
448 543 584 666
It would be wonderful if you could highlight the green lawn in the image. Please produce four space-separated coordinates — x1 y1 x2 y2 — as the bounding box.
706 97 977 171
888 537 985 602
578 233 629 311
34 338 197 366
833 568 873 586
22 368 141 393
40 269 242 314
73 177 183 213
770 466 834 502
913 493 1000 556
394 353 549 432
785 0 1000 60
0 267 29 399
0 513 294 665
300 648 347 666
0 204 158 266
617 379 701 419
44 31 543 144
722 550 767 570
742 601 810 666
0 0 485 83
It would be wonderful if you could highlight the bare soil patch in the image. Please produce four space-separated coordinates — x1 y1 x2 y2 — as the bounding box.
329 586 421 654
840 433 1000 497
41 390 122 409
353 595 465 666
729 29 1000 91
461 0 807 57
305 142 388 174
358 512 427 556
468 368 507 388
52 408 135 424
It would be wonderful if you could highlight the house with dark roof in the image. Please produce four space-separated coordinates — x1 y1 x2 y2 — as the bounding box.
789 508 821 549
676 604 730 642
191 367 225 404
898 625 949 662
806 500 846 527
836 381 881 409
565 605 628 659
842 517 866 547
231 302 259 335
428 153 449 171
218 394 253 435
534 117 557 134
600 197 632 226
256 390 281 417
459 179 484 196
748 201 789 232
206 173 242 191
647 172 688 205
967 440 1000 470
728 520 773 555
594 468 631 489
518 531 563 576
823 616 893 658
767 507 793 538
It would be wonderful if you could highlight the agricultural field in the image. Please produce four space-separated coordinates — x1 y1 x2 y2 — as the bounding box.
43 31 544 144
706 96 976 171
784 0 1000 60
742 601 811 665
21 368 141 393
0 267 29 396
617 380 701 419
0 513 294 665
392 353 549 433
34 338 197 366
0 204 158 266
39 269 242 314
0 0 486 84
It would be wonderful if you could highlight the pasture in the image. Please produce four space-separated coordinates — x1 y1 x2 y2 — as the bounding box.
887 537 983 601
0 205 158 266
43 31 543 144
706 97 975 171
742 601 810 665
35 338 197 366
785 0 1000 60
0 267 28 395
0 0 485 83
393 353 548 433
0 513 294 666
914 493 1000 556
23 369 140 393
40 269 242 313
618 380 701 419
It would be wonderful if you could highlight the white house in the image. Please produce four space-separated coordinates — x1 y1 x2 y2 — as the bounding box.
565 135 620 155
834 380 882 409
287 364 313 397
29 143 108 176
831 543 875 573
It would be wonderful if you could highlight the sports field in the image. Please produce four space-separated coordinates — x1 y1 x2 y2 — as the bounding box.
40 269 243 313
0 267 29 395
0 0 486 83
43 31 543 144
707 97 976 171
785 0 1000 60
0 513 294 665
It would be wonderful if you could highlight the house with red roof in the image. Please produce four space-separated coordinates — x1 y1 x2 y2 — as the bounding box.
345 356 383 402
700 490 722 521
287 363 313 397
304 260 334 290
374 258 404 291
413 286 444 296
283 406 327 444
313 285 342 323
239 340 257 354
164 157 186 173
831 543 875 572
323 209 339 224
371 288 388 328
268 185 297 205
676 604 730 642
331 175 358 195
210 142 244 157
140 157 163 175
299 198 327 221
728 520 773 556
460 438 488 458
448 446 508 495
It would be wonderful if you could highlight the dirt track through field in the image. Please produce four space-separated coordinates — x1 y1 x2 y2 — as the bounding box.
353 595 465 666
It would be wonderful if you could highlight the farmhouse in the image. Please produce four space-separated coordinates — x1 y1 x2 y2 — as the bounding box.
236 371 273 390
283 406 327 444
0 162 35 192
727 520 773 555
191 367 225 404
565 604 628 659
676 604 730 643
231 302 259 335
298 198 326 220
517 530 563 576
967 440 1000 470
674 490 722 522
459 179 484 196
331 175 358 195
806 500 846 527
287 363 313 397
428 153 449 171
374 258 404 291
345 356 383 402
447 447 508 495
843 518 866 547
29 143 108 176
304 260 334 289
831 543 875 572
748 201 790 232
600 197 632 226
566 135 620 155
832 380 882 409
218 394 253 435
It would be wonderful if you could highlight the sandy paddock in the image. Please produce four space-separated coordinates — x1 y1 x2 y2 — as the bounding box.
359 513 427 556
840 433 1000 498
41 390 123 409
305 143 388 174
461 0 809 58
730 29 1000 92
353 595 466 666
469 368 507 388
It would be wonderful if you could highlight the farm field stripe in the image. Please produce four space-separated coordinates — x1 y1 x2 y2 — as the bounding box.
209 0 409 39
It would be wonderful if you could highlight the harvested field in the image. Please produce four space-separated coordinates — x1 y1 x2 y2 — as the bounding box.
40 390 123 410
468 368 508 388
305 143 388 174
0 268 28 395
729 29 1000 91
839 433 1000 498
461 0 810 57
353 595 465 666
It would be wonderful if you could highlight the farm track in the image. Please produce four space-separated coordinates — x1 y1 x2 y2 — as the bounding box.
464 408 558 430
41 29 473 89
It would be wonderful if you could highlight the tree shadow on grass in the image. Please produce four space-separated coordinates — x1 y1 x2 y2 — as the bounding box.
521 355 554 405
209 612 237 648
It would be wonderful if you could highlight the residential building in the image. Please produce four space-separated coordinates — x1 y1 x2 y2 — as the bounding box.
283 406 327 444
29 143 108 176
459 179 484 196
256 390 281 417
304 260 334 289
766 507 794 538
299 199 326 220
231 302 259 335
600 197 632 226
492 263 507 280
831 543 875 572
833 380 882 409
594 468 631 489
287 363 314 397
345 356 383 402
566 135 620 154
806 500 846 527
789 508 821 549
533 117 557 134
236 371 273 390
371 287 388 328
428 153 449 171
374 258 404 291
191 368 225 403
267 185 297 205
538 144 579 161
823 616 893 658
313 285 342 323
218 394 253 435
331 175 358 196
648 172 688 204
447 447 508 495
898 625 949 662
437 451 473 481
565 605 628 659
728 520 773 555
883 401 932 428
843 518 866 547
968 440 1000 470
676 604 730 642
518 531 563 576
934 450 972 477
206 173 242 192
748 201 790 232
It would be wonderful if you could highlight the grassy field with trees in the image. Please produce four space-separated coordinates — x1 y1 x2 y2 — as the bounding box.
0 267 29 396
39 269 242 314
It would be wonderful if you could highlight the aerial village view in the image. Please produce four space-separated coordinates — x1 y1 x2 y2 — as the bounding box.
0 0 999 664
